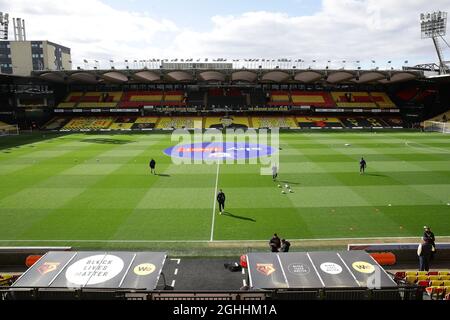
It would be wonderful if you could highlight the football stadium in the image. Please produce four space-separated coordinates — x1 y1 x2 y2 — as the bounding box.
0 1 450 306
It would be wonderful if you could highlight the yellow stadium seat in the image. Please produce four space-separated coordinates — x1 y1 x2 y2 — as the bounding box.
417 275 428 281
438 271 450 276
429 280 444 287
57 102 76 108
77 102 117 108
417 271 428 276
442 280 450 286
428 275 441 281
440 275 450 280
405 276 417 284
406 271 417 276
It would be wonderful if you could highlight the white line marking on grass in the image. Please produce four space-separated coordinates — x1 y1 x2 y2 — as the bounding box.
210 160 221 242
3 235 450 243
171 280 176 287
174 268 178 276
170 258 181 264
405 141 450 154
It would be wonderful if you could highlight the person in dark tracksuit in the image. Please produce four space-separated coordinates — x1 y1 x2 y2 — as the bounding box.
272 164 278 181
269 233 281 252
280 239 291 252
418 239 433 271
149 158 156 175
423 226 436 261
359 157 367 174
217 189 225 215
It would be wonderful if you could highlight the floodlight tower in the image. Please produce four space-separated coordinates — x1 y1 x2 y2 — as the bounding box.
420 11 448 75
0 12 9 40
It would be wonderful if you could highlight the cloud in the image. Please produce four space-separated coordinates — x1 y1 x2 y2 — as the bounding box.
0 0 178 68
1 0 449 69
170 0 450 67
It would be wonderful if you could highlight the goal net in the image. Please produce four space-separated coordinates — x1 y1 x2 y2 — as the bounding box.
423 121 450 133
0 123 20 136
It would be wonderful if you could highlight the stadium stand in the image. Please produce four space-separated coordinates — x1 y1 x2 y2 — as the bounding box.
0 274 19 287
425 110 450 122
109 116 137 130
132 117 159 129
57 91 84 108
42 115 405 131
156 117 203 129
369 92 397 108
204 116 250 129
187 90 206 106
291 91 335 107
331 92 377 108
163 91 186 105
120 91 164 108
66 92 84 102
207 88 247 107
42 117 71 130
57 92 122 108
296 116 344 128
61 117 115 131
251 116 297 128
269 91 291 105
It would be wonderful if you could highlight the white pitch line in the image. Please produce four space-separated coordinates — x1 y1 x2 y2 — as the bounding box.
174 268 178 276
405 141 450 154
170 258 181 264
2 235 449 243
210 160 221 242
171 280 176 287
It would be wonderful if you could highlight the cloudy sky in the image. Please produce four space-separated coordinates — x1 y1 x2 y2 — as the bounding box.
1 0 450 69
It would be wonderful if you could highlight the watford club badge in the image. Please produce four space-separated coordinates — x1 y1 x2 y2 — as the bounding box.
37 262 61 275
256 264 276 276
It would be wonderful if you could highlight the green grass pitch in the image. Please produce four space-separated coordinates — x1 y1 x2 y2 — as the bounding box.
0 131 449 249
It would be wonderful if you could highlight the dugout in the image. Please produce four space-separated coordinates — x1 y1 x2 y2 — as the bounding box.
245 251 418 300
6 251 166 300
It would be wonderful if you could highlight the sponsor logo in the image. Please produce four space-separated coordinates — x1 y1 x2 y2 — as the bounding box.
287 263 310 275
164 142 276 160
37 262 60 275
320 262 342 275
256 263 276 276
352 261 375 274
208 152 232 158
134 263 156 276
65 255 124 286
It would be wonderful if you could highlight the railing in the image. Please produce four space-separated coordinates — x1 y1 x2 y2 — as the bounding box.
1 287 420 301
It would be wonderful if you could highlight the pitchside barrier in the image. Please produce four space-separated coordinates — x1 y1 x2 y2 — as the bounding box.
348 243 450 264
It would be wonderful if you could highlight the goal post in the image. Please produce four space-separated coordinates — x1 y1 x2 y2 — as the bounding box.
423 121 449 133
0 123 20 136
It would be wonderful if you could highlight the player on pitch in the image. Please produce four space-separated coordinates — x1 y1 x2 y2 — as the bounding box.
217 189 226 215
359 157 367 175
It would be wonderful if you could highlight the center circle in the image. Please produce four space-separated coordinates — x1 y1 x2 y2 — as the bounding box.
164 142 277 160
